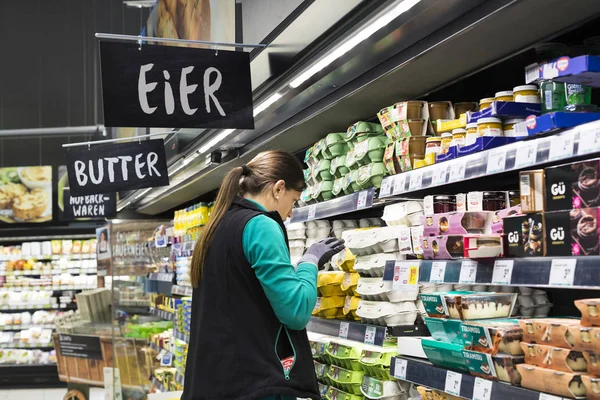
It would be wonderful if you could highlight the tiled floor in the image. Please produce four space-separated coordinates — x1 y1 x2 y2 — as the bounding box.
0 387 105 400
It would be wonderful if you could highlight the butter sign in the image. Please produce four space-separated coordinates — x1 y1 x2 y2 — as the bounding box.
99 41 253 129
65 139 169 196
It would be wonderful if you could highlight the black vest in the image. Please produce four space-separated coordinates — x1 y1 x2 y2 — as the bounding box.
182 198 319 400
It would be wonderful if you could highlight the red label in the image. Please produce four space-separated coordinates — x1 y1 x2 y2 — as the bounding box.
281 356 294 372
525 115 537 129
557 57 570 71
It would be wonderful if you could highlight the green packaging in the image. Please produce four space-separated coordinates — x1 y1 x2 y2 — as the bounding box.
422 338 470 373
423 317 465 345
565 83 592 106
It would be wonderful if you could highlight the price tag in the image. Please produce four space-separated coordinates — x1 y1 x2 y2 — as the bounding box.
549 259 577 287
486 149 507 174
392 261 420 290
515 141 538 168
356 190 369 210
429 262 446 283
549 132 574 161
307 205 317 220
380 177 392 197
459 261 478 284
448 161 466 182
392 174 407 195
539 394 565 400
472 377 493 400
444 370 462 397
339 322 349 340
408 171 423 191
364 326 377 345
492 260 514 285
431 165 447 186
577 121 600 155
394 358 408 380
525 64 540 83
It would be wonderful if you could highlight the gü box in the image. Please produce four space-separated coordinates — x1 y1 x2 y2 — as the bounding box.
545 159 600 212
545 208 600 256
502 213 545 257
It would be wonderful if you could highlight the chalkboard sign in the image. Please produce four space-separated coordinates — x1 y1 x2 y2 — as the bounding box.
65 139 169 196
99 41 254 129
58 334 103 360
62 189 116 220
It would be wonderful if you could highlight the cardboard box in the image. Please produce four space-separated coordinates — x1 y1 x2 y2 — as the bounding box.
545 208 600 256
569 325 600 353
582 375 600 400
422 211 493 236
525 112 600 136
502 213 545 257
518 318 580 349
517 363 587 399
525 55 600 86
520 170 545 213
422 234 503 259
521 342 588 373
545 159 600 212
466 101 542 124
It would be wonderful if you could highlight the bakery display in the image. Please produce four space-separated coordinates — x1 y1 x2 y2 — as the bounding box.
0 166 52 223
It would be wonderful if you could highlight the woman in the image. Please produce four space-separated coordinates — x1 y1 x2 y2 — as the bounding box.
182 150 344 400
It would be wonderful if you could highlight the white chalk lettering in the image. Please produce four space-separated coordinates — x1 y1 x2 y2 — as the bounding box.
147 152 161 177
204 67 225 116
105 157 119 183
74 161 87 186
163 70 175 115
118 156 132 181
89 159 104 185
180 66 198 115
138 64 157 114
135 154 146 179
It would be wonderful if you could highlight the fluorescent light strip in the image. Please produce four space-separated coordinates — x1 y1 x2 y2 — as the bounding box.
289 0 421 89
117 201 131 212
134 188 152 200
253 93 283 117
198 129 236 154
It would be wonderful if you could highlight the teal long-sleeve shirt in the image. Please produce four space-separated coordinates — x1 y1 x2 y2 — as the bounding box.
242 201 318 400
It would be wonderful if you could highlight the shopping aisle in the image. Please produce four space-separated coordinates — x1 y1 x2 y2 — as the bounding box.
0 387 105 400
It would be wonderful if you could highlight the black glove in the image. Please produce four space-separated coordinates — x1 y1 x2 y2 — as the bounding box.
299 238 345 270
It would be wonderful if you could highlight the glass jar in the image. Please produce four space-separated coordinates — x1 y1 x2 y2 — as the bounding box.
440 132 453 154
479 97 494 110
433 195 457 213
503 118 525 137
451 128 466 147
477 117 503 137
540 80 566 113
513 85 540 103
465 123 478 146
425 137 442 165
482 191 507 211
565 83 592 106
494 91 514 102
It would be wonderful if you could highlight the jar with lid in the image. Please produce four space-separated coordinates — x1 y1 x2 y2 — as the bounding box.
440 132 453 154
503 118 525 137
477 117 503 137
465 123 478 146
482 191 507 211
513 85 540 103
451 128 466 147
425 137 442 165
494 91 514 102
540 80 566 113
433 195 457 213
479 97 494 110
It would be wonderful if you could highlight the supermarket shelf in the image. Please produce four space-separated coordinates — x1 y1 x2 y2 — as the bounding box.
0 362 60 386
173 328 189 344
151 376 168 392
0 324 55 331
0 269 97 276
148 341 174 358
2 287 94 293
0 255 96 262
290 188 377 223
0 304 76 312
175 371 185 386
116 305 151 315
150 307 175 321
172 285 192 296
148 273 174 282
379 120 600 199
390 356 542 400
0 343 53 349
307 317 429 347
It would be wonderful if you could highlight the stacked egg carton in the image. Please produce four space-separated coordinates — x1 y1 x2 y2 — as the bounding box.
313 270 361 321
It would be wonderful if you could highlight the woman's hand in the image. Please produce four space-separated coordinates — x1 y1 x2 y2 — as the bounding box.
299 238 345 270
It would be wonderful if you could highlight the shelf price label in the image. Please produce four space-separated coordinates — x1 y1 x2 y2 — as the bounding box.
364 325 377 345
472 377 493 400
380 177 393 197
392 174 407 195
408 171 423 191
577 121 600 155
429 262 446 283
444 370 462 397
356 190 369 210
549 259 576 287
539 394 565 400
459 261 478 284
307 204 317 220
515 140 538 168
492 260 514 285
549 131 575 161
431 164 448 186
394 358 408 380
486 148 507 174
448 161 466 182
339 321 349 340
392 261 420 290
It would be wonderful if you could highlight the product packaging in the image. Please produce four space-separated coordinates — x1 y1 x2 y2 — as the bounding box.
525 111 600 135
422 211 493 236
421 234 503 259
462 349 524 385
492 204 523 234
521 342 588 373
423 317 465 345
420 291 516 320
545 208 600 256
545 159 600 212
421 339 470 373
502 213 545 257
575 299 600 327
520 170 545 213
518 318 580 349
460 319 523 355
516 364 586 399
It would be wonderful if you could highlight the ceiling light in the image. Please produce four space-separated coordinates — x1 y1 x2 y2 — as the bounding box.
117 202 131 212
123 0 156 8
289 0 421 88
134 188 152 200
198 129 236 154
253 93 283 117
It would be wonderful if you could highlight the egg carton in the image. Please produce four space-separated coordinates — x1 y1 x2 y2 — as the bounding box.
353 253 401 277
332 220 358 239
343 226 405 255
306 220 331 239
419 282 454 294
360 376 408 400
286 222 307 240
359 218 384 228
356 277 419 302
356 300 418 326
382 201 424 227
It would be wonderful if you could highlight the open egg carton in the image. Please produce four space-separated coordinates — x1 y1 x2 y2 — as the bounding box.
382 201 424 227
355 300 418 326
343 226 404 256
356 277 419 302
353 252 401 277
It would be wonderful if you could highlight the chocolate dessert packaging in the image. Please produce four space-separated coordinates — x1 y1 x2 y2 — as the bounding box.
422 211 493 236
460 319 523 355
545 159 600 212
519 318 580 349
545 207 600 256
516 364 587 399
575 299 600 327
422 234 503 259
520 170 545 213
420 291 517 320
521 342 588 374
461 350 524 385
502 213 546 257
582 375 600 400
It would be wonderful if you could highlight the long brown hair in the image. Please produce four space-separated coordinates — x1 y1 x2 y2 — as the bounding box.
190 150 305 287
